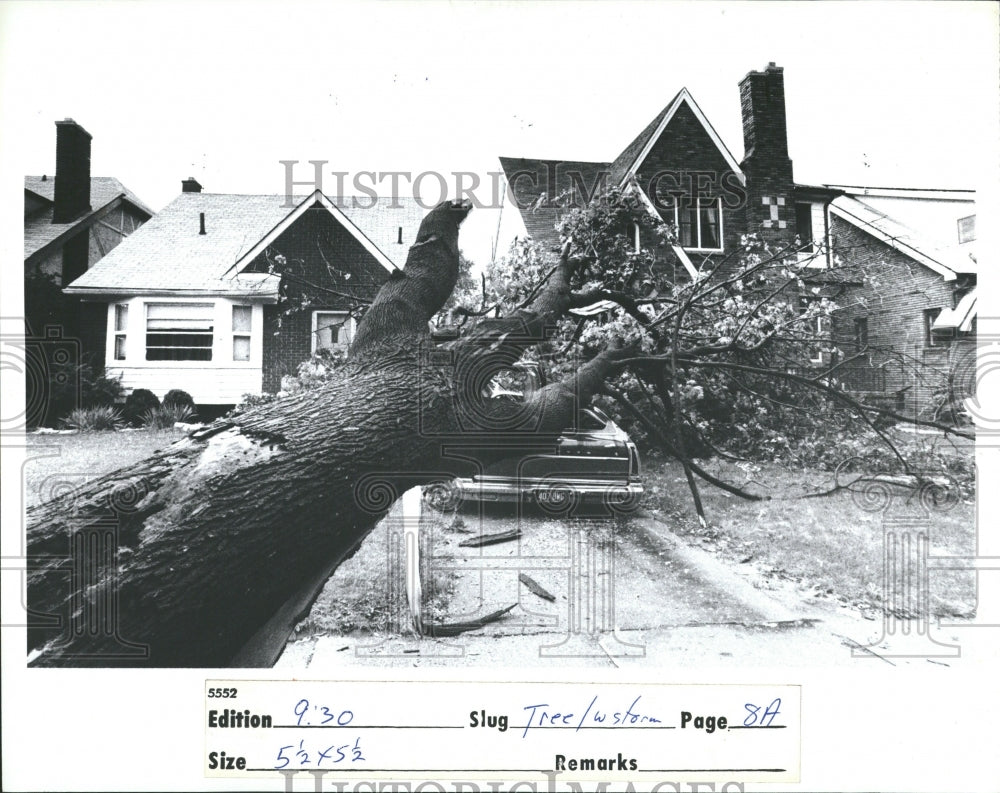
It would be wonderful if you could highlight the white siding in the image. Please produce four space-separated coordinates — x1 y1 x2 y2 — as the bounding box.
105 297 264 404
106 365 262 404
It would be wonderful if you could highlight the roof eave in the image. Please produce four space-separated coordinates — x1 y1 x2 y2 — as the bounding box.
62 286 280 303
25 193 149 265
829 200 960 281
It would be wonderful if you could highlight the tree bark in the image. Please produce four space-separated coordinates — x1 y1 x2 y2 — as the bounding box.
26 201 622 667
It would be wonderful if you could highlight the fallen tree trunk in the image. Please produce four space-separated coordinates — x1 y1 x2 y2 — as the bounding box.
27 200 625 667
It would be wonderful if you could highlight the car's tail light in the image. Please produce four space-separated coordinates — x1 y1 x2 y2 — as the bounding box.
628 443 641 478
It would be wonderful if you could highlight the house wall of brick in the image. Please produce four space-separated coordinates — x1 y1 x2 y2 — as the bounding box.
255 206 390 393
828 216 973 417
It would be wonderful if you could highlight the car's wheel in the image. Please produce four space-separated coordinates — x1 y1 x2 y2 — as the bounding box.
534 483 579 516
422 481 463 512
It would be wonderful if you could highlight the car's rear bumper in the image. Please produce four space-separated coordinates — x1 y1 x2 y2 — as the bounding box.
454 477 643 505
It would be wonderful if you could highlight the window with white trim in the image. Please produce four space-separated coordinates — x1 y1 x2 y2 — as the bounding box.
232 305 252 362
799 295 828 365
854 317 869 350
313 311 353 353
145 302 214 361
924 307 946 347
665 197 723 251
113 304 128 361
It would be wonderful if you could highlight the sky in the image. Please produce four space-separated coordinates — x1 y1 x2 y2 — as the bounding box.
2 0 998 268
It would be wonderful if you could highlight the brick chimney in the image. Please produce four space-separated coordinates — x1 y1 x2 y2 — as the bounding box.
739 63 796 242
182 177 203 193
52 119 92 224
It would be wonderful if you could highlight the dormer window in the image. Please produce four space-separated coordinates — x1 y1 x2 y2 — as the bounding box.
957 215 976 244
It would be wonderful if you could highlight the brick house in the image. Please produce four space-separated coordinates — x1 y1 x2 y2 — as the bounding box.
24 118 153 343
64 184 424 407
498 63 977 417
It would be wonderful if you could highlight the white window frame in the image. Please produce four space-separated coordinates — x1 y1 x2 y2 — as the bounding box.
665 196 724 253
144 302 215 362
231 304 253 362
311 311 356 354
113 303 128 361
795 202 832 269
799 296 828 365
105 298 262 370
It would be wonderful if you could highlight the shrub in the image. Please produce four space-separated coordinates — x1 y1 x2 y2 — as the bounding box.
140 404 197 429
37 360 125 428
60 406 125 432
124 389 160 426
162 389 196 411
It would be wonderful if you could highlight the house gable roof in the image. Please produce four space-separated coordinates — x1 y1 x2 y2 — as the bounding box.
499 89 746 249
609 88 746 187
222 191 399 278
24 176 154 262
828 195 976 281
64 192 424 297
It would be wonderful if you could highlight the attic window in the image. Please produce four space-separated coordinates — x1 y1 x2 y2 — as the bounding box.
957 215 976 244
145 303 214 361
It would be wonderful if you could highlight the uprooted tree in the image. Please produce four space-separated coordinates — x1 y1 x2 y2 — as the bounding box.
26 191 972 667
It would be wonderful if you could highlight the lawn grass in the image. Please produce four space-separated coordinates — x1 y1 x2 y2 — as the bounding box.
23 428 187 509
640 442 977 619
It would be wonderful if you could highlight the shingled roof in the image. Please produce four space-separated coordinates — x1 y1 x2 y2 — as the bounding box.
64 191 426 296
24 176 154 262
499 88 745 249
606 90 683 186
498 157 610 250
828 195 976 280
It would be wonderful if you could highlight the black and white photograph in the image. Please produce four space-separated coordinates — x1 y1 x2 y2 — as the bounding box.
2 1 998 791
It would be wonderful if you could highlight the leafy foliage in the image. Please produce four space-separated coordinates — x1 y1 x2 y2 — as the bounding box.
140 404 197 429
124 389 161 426
162 389 196 412
60 406 125 432
38 361 125 429
470 187 971 508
